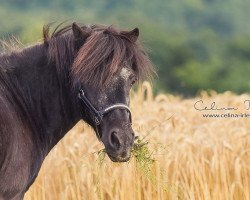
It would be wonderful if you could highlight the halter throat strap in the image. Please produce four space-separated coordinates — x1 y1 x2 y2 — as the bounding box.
78 89 132 125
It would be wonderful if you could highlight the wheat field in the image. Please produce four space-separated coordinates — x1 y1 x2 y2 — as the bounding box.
24 83 250 200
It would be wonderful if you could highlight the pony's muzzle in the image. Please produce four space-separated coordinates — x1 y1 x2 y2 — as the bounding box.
105 128 135 162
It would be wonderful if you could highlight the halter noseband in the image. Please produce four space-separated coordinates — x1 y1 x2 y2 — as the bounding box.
78 89 132 126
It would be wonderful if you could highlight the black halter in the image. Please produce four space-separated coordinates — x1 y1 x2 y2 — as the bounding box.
78 89 132 127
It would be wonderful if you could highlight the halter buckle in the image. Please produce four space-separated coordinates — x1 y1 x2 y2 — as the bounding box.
94 115 103 125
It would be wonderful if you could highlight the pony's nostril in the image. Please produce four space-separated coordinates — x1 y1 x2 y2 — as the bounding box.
110 131 121 150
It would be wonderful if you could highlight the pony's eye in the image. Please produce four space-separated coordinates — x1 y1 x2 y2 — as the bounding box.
131 79 136 86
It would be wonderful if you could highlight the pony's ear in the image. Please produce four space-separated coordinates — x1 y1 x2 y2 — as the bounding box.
72 22 91 40
121 28 139 43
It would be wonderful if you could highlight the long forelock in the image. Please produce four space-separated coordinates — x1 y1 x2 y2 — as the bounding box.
71 26 154 88
43 23 154 88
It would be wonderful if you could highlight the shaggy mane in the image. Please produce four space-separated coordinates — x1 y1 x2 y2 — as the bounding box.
43 23 155 88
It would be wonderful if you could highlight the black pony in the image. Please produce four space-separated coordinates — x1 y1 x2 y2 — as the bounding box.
0 23 154 200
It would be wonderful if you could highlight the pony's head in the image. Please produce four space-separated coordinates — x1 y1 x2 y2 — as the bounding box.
45 23 154 162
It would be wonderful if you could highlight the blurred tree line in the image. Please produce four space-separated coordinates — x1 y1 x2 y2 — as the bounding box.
0 0 250 95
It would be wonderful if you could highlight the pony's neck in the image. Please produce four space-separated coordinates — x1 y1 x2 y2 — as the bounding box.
8 44 80 154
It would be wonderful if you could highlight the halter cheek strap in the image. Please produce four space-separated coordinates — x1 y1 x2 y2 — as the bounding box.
78 89 132 126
